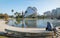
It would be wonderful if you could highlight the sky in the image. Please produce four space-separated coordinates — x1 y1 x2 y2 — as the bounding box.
0 0 60 15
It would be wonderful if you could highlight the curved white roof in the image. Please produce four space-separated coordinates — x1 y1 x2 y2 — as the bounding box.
25 7 37 17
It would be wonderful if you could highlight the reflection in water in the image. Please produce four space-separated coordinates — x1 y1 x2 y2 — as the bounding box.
25 20 37 28
16 18 21 24
7 19 60 28
21 19 25 28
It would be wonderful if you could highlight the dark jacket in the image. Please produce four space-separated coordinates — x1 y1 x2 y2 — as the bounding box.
46 22 53 31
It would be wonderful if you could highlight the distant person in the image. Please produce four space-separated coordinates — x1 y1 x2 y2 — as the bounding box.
46 22 53 31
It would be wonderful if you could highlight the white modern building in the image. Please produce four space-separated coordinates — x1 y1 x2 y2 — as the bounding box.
44 8 60 18
51 9 57 18
24 7 37 17
44 11 51 17
51 8 60 18
56 8 60 17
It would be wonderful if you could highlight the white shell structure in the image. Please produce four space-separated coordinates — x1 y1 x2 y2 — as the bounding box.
24 7 37 17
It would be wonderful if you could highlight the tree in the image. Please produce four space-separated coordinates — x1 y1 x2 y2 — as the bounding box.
11 9 14 13
14 12 18 16
14 12 21 24
25 11 27 14
11 9 14 18
4 13 9 21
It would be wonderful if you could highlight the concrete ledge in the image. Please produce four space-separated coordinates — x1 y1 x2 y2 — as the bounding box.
5 29 54 38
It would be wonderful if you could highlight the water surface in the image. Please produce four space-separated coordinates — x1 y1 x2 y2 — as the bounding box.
7 19 60 28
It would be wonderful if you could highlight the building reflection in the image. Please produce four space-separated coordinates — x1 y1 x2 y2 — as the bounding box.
25 20 37 28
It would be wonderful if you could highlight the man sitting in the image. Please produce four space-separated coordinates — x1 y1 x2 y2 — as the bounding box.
46 22 54 31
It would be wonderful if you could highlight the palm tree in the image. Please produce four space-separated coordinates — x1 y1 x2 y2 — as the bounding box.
14 12 21 24
11 9 14 18
14 12 21 17
11 9 14 13
24 11 27 16
14 12 18 16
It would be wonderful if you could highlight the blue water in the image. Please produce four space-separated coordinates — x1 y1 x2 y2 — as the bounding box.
7 19 60 28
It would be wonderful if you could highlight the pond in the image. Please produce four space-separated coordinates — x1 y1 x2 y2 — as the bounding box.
7 19 60 28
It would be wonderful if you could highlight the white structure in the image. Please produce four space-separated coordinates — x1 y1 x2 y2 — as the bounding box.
51 8 60 18
44 11 51 17
56 8 60 17
43 8 60 18
24 7 37 17
51 9 57 18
